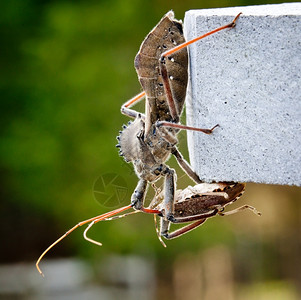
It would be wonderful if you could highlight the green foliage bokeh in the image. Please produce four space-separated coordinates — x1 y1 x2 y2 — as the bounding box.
0 0 299 264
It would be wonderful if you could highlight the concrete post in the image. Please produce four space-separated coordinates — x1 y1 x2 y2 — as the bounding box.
184 3 301 186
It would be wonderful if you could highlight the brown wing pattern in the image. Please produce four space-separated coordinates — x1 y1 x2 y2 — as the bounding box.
134 11 188 125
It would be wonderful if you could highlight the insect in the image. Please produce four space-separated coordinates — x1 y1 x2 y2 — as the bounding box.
149 182 261 245
36 11 242 276
81 182 261 248
117 11 242 219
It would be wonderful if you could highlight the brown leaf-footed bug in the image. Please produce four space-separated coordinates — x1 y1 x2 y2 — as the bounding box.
36 11 243 276
81 182 261 248
149 182 261 246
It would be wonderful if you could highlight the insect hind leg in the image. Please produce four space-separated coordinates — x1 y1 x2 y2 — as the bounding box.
219 205 262 217
160 218 207 240
156 121 219 134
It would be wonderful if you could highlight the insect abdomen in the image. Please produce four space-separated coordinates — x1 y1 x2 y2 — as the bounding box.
134 11 188 123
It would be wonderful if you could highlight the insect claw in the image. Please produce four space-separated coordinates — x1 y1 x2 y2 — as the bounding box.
211 124 219 131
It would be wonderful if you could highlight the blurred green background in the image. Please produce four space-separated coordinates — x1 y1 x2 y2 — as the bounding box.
1 0 301 299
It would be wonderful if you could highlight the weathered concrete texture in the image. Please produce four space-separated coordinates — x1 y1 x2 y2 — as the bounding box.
184 3 301 186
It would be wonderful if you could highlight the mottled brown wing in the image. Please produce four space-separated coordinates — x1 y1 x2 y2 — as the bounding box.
173 183 246 218
134 11 188 127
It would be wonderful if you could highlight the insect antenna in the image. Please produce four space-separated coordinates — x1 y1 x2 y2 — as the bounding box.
36 204 133 277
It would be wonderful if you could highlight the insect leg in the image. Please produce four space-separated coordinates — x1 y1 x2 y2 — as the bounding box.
159 59 179 121
130 179 161 214
121 91 146 119
160 208 220 240
171 209 219 223
162 168 176 220
219 205 261 216
160 218 207 240
159 13 241 122
157 122 219 134
131 178 148 210
162 13 242 58
171 147 202 184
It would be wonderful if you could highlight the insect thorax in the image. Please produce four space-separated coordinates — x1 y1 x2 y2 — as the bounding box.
117 116 176 182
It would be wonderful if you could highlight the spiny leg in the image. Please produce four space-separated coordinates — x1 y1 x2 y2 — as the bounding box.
159 13 241 122
121 91 146 119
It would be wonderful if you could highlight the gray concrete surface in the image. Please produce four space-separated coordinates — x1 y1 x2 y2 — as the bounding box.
183 3 301 186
